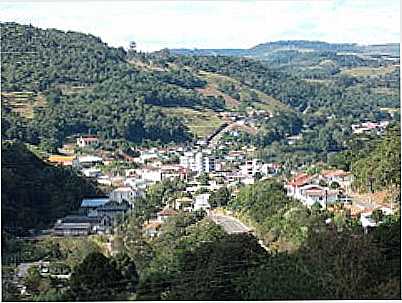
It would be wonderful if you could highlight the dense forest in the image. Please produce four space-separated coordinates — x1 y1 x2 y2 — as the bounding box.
1 142 99 235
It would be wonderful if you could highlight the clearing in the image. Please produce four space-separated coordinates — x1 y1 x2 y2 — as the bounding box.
2 91 47 119
157 106 225 139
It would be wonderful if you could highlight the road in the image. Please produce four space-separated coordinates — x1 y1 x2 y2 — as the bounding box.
209 213 251 234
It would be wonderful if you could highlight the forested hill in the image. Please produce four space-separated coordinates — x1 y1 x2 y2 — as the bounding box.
1 142 99 235
1 22 230 149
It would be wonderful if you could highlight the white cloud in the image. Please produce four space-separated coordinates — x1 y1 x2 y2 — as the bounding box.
0 1 399 51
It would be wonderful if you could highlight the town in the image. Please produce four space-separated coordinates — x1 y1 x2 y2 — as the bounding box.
46 113 395 239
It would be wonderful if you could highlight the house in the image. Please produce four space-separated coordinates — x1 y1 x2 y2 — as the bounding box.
157 208 178 222
53 215 111 236
93 201 130 221
193 193 211 212
320 170 352 188
320 170 353 193
47 155 75 166
80 197 110 214
143 221 162 238
297 184 338 208
174 197 193 212
76 136 99 148
286 173 316 198
73 155 103 168
140 168 162 183
82 167 102 178
109 187 143 205
240 159 262 178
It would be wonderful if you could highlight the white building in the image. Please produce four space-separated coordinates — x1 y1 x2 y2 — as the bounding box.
193 193 211 212
140 168 162 183
180 151 216 173
73 155 103 168
76 136 99 148
82 167 102 178
109 187 143 205
240 159 262 177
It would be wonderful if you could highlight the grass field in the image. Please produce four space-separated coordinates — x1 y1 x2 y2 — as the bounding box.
157 106 225 139
340 65 398 77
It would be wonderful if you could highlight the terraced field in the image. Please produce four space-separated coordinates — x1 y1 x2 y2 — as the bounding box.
2 91 47 119
197 70 290 112
157 106 226 139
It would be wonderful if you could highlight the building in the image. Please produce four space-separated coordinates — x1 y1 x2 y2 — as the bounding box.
47 155 76 166
319 170 352 190
174 197 193 212
73 155 103 169
76 136 99 148
193 193 211 212
157 208 178 222
80 197 110 214
92 201 130 220
300 185 338 208
53 215 111 236
240 159 262 178
143 221 162 238
286 173 316 198
109 187 143 205
82 167 102 178
140 168 162 183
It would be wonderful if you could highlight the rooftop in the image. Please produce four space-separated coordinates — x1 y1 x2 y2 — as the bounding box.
81 198 109 208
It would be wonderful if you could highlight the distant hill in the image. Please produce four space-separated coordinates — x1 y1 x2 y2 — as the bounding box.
170 40 400 61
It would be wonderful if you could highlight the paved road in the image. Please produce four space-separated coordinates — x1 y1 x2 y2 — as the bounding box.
209 213 251 234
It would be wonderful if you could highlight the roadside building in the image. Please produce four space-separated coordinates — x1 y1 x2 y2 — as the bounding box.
193 193 211 212
76 136 99 148
157 208 178 222
53 215 111 236
47 155 75 166
143 221 162 238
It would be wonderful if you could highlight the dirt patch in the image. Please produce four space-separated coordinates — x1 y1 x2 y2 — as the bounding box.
196 85 240 108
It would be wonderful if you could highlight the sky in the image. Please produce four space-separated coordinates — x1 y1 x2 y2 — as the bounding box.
0 1 400 52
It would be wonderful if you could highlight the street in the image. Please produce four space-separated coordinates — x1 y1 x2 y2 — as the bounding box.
209 213 251 234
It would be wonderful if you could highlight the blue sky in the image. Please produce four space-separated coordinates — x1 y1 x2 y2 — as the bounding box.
0 1 400 51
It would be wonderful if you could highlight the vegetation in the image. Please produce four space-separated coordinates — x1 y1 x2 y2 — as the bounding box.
1 22 229 151
1 142 99 235
352 124 400 192
66 252 139 301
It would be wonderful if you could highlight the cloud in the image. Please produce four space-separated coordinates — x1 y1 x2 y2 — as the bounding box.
0 1 399 51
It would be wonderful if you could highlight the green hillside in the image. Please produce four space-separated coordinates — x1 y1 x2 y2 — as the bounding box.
1 142 100 235
0 22 228 149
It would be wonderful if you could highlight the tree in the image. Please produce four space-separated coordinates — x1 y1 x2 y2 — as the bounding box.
371 209 384 223
67 252 126 301
197 172 210 186
330 181 340 189
111 253 140 293
209 187 231 208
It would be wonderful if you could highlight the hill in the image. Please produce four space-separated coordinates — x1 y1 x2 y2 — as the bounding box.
0 22 229 149
1 142 101 235
170 40 400 61
2 22 293 146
